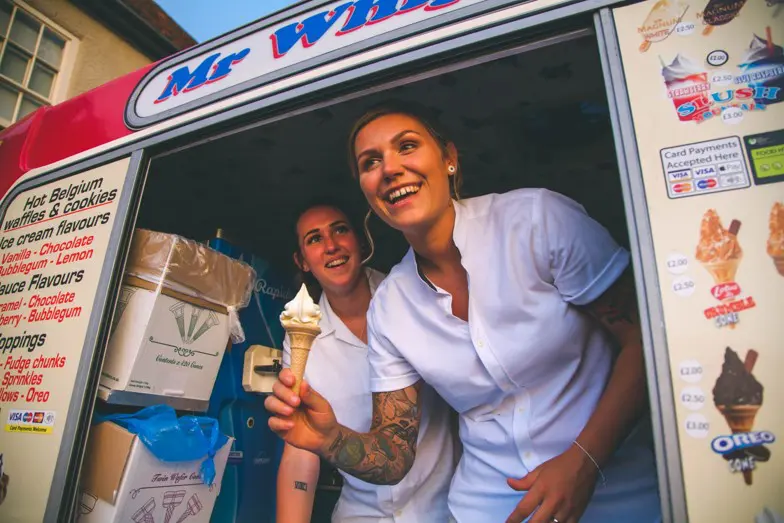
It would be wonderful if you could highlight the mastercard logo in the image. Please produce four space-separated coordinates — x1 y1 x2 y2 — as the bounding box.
672 182 693 193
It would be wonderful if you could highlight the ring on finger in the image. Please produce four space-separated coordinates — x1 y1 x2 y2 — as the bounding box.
551 518 560 523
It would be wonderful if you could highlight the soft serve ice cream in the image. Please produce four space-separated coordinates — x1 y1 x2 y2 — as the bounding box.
695 209 743 284
280 284 322 394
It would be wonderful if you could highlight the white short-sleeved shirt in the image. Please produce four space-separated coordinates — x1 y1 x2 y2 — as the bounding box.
283 268 457 523
367 189 661 523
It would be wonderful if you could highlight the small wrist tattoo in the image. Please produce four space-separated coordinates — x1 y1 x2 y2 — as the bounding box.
294 481 308 491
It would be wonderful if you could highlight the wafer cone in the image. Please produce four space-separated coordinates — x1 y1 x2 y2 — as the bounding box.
718 404 760 433
284 323 321 395
718 404 760 485
703 258 740 285
772 256 784 277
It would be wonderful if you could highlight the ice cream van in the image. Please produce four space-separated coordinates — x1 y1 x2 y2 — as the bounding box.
0 0 782 521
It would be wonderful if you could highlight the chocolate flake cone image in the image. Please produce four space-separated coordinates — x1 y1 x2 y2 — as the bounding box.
713 348 763 485
280 283 322 395
767 202 784 276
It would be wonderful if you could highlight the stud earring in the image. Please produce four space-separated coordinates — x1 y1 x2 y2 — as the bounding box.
448 165 456 174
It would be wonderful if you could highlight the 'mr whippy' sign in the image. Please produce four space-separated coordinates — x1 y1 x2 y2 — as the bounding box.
127 0 482 127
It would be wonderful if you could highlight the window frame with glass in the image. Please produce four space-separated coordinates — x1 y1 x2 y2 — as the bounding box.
0 0 77 128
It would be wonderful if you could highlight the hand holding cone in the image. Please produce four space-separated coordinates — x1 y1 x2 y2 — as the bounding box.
280 284 322 395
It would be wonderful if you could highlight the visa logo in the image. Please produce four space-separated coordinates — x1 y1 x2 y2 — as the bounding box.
668 169 691 181
9 412 23 421
694 166 717 177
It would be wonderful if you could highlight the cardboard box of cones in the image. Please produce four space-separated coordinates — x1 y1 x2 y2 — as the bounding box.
78 421 232 523
100 229 256 402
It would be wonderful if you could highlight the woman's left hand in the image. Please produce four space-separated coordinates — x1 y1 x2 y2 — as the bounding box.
505 445 598 523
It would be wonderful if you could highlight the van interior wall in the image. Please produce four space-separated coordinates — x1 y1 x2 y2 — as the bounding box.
137 34 629 274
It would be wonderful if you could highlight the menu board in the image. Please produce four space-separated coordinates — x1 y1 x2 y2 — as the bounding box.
613 0 783 521
0 159 128 522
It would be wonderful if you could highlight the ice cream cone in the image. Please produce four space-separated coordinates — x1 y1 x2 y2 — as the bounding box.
719 404 760 485
718 404 760 433
702 258 740 285
284 323 321 395
772 255 784 277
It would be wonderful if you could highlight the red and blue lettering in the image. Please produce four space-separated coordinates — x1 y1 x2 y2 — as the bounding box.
155 48 251 104
271 0 461 59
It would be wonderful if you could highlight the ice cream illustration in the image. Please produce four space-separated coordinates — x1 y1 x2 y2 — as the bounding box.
712 347 765 485
187 308 203 342
170 302 187 342
696 209 743 285
191 311 219 343
280 283 322 395
738 29 784 106
768 202 784 275
174 494 202 523
756 507 784 523
111 287 137 335
700 0 748 35
662 54 711 122
163 490 186 523
637 0 689 52
131 498 156 523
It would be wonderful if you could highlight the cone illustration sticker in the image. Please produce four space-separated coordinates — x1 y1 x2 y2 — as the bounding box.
111 287 137 335
696 209 756 328
711 348 775 485
187 309 203 342
191 311 219 342
768 202 784 276
131 498 156 523
280 284 322 395
174 494 202 523
170 302 187 342
163 490 186 523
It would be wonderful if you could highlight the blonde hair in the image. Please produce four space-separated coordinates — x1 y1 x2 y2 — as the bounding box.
346 101 462 200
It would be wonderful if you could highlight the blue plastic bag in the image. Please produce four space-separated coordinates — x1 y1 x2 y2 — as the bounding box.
95 405 229 486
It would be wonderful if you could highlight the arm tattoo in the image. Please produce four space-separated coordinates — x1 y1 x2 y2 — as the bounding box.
294 481 308 491
322 382 422 485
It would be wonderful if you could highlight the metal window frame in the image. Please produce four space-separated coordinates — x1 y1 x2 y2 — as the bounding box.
594 8 686 523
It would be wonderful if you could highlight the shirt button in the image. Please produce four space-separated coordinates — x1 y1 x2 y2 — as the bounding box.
517 407 525 413
395 510 403 517
477 340 484 348
524 451 532 459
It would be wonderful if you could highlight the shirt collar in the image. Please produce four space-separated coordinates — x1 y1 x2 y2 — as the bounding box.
317 267 385 348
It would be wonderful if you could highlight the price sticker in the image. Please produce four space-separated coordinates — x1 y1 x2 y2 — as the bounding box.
666 252 689 275
684 413 710 438
710 70 733 86
679 360 703 383
722 107 744 125
680 386 706 411
675 21 696 36
672 275 696 297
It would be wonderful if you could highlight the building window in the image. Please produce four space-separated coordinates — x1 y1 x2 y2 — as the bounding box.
0 0 72 128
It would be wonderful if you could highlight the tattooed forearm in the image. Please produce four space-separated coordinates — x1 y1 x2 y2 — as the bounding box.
321 382 422 485
294 481 308 491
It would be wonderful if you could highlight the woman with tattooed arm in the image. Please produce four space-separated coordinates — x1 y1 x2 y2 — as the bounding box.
275 199 456 523
266 104 661 523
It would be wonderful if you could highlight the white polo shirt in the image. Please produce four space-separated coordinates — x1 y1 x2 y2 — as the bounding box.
367 189 661 523
283 268 456 523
